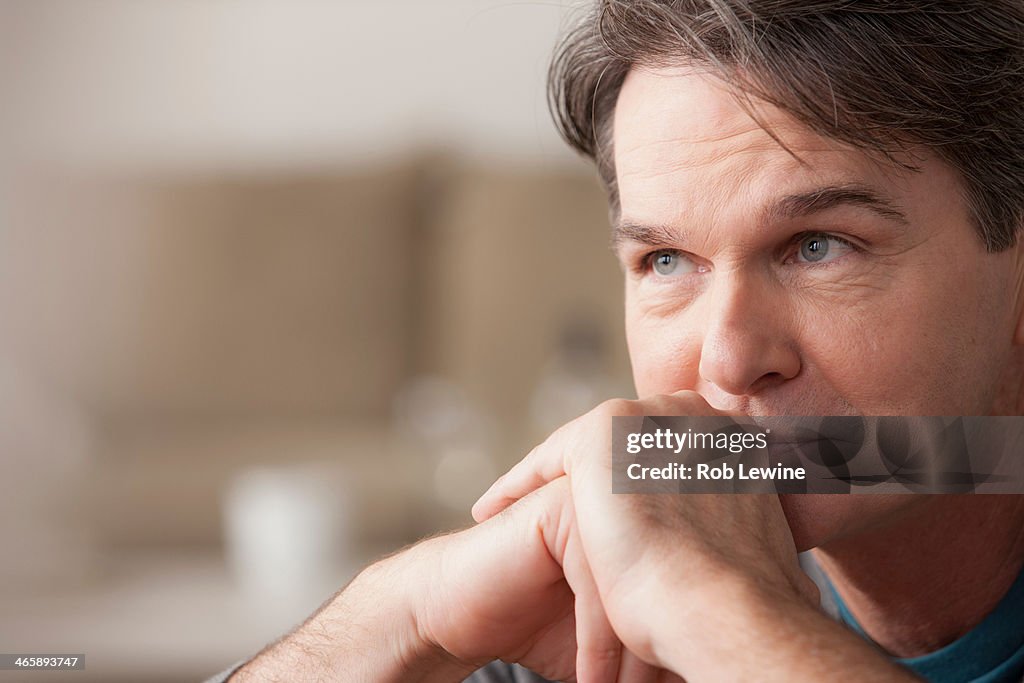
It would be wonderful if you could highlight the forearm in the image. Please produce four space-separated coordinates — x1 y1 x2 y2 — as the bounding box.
231 542 476 683
653 576 919 682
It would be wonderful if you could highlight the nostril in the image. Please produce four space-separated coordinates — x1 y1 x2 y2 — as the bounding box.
749 372 787 394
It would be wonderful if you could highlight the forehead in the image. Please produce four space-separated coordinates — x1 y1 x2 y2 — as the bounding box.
611 65 904 224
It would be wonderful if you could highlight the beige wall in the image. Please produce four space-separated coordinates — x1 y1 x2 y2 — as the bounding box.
1 166 420 422
1 0 584 170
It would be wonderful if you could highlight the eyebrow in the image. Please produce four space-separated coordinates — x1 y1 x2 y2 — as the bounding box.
611 183 909 249
765 183 909 227
611 221 682 249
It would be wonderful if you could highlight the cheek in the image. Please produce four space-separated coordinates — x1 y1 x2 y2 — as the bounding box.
625 302 704 397
785 298 894 409
801 271 1008 415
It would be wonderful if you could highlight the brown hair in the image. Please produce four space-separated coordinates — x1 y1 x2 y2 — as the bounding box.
549 0 1024 250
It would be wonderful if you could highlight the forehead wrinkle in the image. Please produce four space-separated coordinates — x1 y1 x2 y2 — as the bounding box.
616 137 783 234
613 67 912 246
617 129 892 236
614 71 865 195
615 122 786 180
617 122 859 182
616 123 771 158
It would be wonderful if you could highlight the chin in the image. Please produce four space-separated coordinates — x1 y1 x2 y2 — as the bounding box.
779 494 926 552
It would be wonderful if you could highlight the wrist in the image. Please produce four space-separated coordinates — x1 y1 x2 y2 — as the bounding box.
234 543 475 683
646 568 813 677
648 570 912 682
379 539 481 682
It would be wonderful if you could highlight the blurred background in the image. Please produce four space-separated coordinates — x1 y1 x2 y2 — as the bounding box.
0 1 634 681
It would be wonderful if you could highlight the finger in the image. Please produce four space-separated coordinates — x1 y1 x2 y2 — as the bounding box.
620 648 668 683
563 525 621 683
473 437 567 522
473 391 739 523
666 389 745 418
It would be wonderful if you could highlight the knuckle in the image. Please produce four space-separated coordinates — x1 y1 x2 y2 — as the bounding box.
580 644 622 664
653 390 708 414
595 397 640 418
523 442 543 464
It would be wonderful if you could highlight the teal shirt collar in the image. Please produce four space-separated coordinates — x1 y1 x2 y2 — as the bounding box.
827 566 1024 683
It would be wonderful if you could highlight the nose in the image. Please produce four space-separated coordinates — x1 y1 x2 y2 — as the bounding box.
697 272 801 397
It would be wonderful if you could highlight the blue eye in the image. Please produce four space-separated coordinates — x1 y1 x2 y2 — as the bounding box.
652 250 682 275
642 249 705 278
795 234 854 264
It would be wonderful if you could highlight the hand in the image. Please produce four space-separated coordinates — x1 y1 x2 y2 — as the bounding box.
235 474 679 682
473 391 820 677
416 476 685 682
410 477 588 681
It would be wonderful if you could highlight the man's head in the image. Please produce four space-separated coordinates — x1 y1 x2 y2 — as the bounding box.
549 0 1024 549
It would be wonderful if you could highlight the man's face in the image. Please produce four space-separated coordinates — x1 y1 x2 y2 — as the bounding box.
613 65 1024 550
